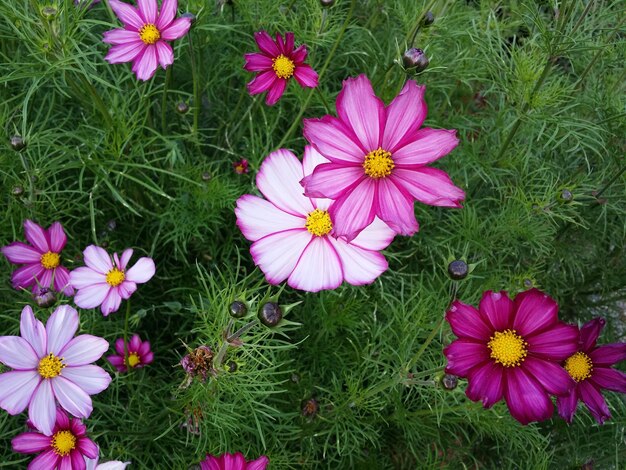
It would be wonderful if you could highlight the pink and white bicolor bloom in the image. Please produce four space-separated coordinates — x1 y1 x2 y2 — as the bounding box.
0 306 111 435
103 0 191 81
1 219 74 296
70 246 156 316
301 74 464 240
106 334 154 373
235 147 395 292
200 452 269 470
85 446 131 470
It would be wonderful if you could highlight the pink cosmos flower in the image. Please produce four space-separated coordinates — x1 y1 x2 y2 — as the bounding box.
103 0 192 81
85 446 131 470
244 31 318 105
12 408 98 470
557 318 626 424
200 452 269 470
233 159 250 175
0 305 111 435
69 246 156 316
106 334 154 373
1 219 74 296
301 74 464 240
235 147 395 292
444 288 579 425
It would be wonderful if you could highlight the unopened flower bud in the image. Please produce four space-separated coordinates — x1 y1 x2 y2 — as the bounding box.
259 302 282 327
201 171 212 182
320 0 336 7
176 101 189 114
558 189 573 203
422 11 434 26
441 374 458 390
402 48 429 73
227 361 237 373
33 287 57 308
42 6 57 18
447 260 468 280
11 186 24 197
229 300 247 318
10 135 25 151
301 398 319 418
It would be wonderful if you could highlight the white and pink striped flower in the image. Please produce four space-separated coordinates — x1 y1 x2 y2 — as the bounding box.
0 306 111 435
235 147 395 292
103 0 191 81
70 246 156 316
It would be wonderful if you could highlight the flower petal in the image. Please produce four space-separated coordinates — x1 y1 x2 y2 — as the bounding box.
253 31 280 57
247 70 276 95
478 290 514 332
74 284 110 310
46 305 79 356
382 81 427 152
578 380 611 424
513 288 559 337
93 461 131 470
303 115 365 164
118 281 137 300
235 195 304 242
60 335 109 367
100 289 123 316
156 0 177 29
133 44 158 80
160 17 191 40
556 387 578 423
445 300 492 341
11 432 51 453
137 0 157 23
591 367 626 393
466 361 504 408
70 267 107 290
29 380 56 435
523 356 574 395
293 64 318 88
393 128 460 167
579 318 605 352
77 437 99 459
590 343 626 366
243 52 273 72
444 339 490 377
24 220 50 252
1 242 42 264
256 149 314 216
250 229 312 285
83 246 113 274
109 0 144 30
52 377 93 418
376 178 419 236
287 237 343 292
391 167 465 208
47 222 67 253
102 28 141 45
155 41 174 69
20 306 47 358
11 263 44 289
29 450 60 469
336 75 385 151
328 178 377 241
0 370 40 414
61 365 112 395
504 367 554 425
0 336 38 369
301 162 364 200
291 44 308 63
115 338 126 356
105 41 146 64
527 322 578 361
54 266 74 297
327 235 388 286
247 456 270 470
125 257 155 284
265 77 287 106
70 450 87 470
349 217 395 251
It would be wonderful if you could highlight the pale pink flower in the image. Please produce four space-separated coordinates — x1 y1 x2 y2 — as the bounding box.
301 74 464 240
0 306 111 435
200 452 268 470
103 0 191 81
70 246 155 316
235 147 395 292
1 219 74 296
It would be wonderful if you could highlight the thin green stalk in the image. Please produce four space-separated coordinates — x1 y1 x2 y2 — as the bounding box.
161 66 172 133
315 87 331 113
406 315 445 372
78 75 113 128
576 16 626 88
187 33 200 135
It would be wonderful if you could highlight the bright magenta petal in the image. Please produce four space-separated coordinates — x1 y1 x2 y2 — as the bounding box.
527 322 578 361
513 288 559 337
579 318 605 352
11 432 51 453
393 128 459 167
444 339 490 377
504 367 553 425
254 31 280 56
160 18 191 40
478 290 514 332
445 300 492 341
247 70 276 95
137 0 157 24
301 163 364 199
11 264 44 289
303 115 365 164
590 343 626 366
591 367 626 393
24 220 49 253
243 53 273 72
109 0 144 30
578 380 611 424
391 167 464 208
382 80 426 152
376 178 419 236
1 242 42 264
265 77 288 106
556 387 578 423
328 178 377 241
103 29 142 45
293 64 318 88
466 361 504 408
523 356 573 395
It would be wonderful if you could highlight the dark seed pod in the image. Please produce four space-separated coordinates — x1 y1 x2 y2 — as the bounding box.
422 11 434 26
559 189 573 203
176 101 189 114
447 260 468 280
33 287 57 308
106 219 117 232
441 374 458 390
227 361 237 373
259 302 282 327
10 135 26 151
291 373 300 383
301 398 319 418
201 171 212 182
229 300 247 318
320 0 336 7
11 186 24 197
402 48 429 73
523 279 534 289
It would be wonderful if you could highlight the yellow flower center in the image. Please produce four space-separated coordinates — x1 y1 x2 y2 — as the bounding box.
106 268 125 287
51 430 76 456
305 209 333 237
363 148 394 179
272 54 295 79
139 23 160 45
126 352 141 368
40 251 60 270
487 329 528 367
38 353 65 379
564 351 593 382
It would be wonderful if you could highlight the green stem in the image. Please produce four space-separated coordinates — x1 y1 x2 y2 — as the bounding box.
78 75 113 128
161 66 172 133
406 315 445 373
315 87 331 113
187 33 200 135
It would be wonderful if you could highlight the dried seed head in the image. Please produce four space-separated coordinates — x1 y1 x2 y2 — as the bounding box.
447 260 468 280
229 300 248 318
402 48 429 73
259 302 282 327
301 398 319 418
181 346 215 382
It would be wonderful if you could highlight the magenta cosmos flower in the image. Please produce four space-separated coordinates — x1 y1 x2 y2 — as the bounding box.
557 318 626 424
244 31 318 105
0 305 111 435
301 74 464 240
70 246 156 316
235 147 395 292
444 288 579 424
200 452 269 470
107 334 154 373
12 407 98 470
1 220 74 296
104 0 191 81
